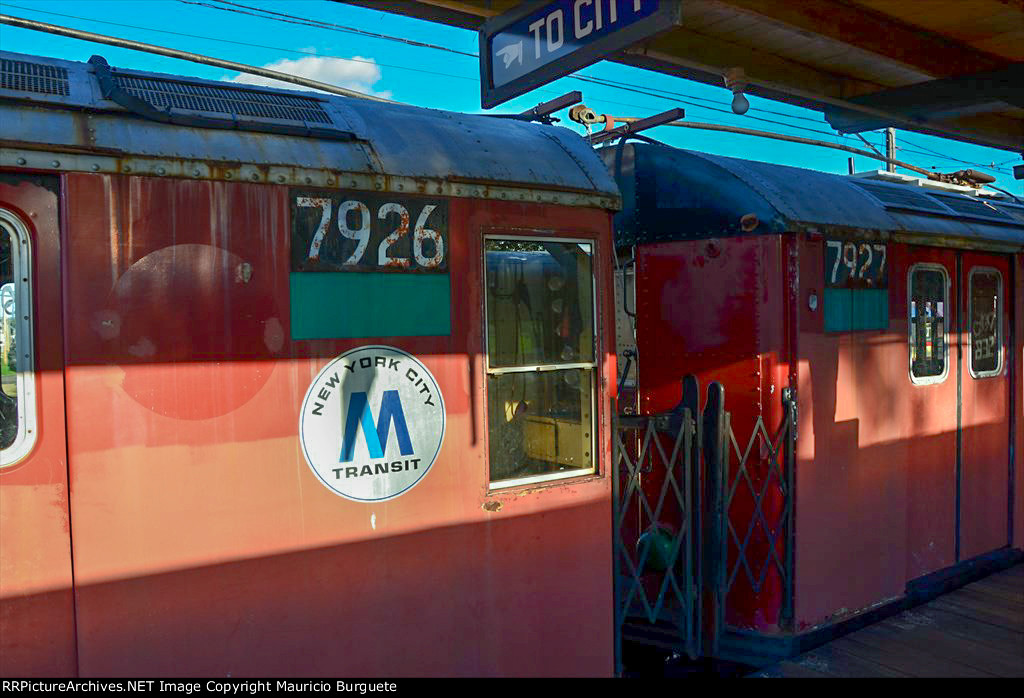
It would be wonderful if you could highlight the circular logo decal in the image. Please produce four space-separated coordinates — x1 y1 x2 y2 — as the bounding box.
300 345 446 502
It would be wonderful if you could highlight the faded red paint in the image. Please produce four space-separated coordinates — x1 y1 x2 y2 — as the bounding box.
49 173 616 677
0 177 76 676
634 236 789 631
794 241 1020 630
796 242 956 628
959 251 1011 560
632 230 1019 641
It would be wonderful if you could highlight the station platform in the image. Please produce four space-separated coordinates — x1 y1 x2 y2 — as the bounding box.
750 563 1024 677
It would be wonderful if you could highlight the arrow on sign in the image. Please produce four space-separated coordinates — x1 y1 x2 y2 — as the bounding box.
496 41 523 68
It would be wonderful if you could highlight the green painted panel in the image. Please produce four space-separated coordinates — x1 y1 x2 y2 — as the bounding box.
290 272 451 339
852 289 889 331
824 288 852 333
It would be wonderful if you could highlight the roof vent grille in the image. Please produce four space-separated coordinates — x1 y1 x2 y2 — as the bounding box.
927 193 1015 223
0 59 70 96
850 180 950 214
111 74 333 124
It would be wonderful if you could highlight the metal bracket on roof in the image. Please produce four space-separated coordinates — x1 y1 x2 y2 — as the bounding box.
489 91 584 124
516 91 582 124
587 107 685 146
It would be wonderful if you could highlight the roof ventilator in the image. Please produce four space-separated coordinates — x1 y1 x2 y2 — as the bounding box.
926 193 1015 223
88 55 355 142
0 58 69 96
849 180 951 215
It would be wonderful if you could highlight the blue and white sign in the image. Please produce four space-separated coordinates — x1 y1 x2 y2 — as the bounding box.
300 345 446 502
480 0 680 108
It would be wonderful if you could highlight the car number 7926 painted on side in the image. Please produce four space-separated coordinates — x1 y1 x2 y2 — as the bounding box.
824 239 888 288
291 191 449 273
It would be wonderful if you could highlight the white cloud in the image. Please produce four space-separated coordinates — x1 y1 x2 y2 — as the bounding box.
226 56 391 99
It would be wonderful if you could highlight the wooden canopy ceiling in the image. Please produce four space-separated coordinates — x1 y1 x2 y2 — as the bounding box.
339 0 1023 156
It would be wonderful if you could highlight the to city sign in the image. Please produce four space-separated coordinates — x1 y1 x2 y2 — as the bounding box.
479 0 681 109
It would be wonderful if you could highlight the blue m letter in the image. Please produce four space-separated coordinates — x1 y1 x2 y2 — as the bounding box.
340 390 414 462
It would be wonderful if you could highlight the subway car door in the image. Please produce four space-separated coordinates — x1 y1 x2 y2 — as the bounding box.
958 252 1012 561
906 249 959 579
0 174 77 675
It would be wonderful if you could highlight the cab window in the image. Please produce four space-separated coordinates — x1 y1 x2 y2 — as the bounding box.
1 210 35 464
484 238 596 488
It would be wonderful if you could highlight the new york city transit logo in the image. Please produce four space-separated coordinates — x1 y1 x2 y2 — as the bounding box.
300 346 446 502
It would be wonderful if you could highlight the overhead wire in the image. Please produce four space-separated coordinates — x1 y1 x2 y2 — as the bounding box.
0 11 398 101
183 0 479 57
838 133 1011 176
188 0 848 128
0 2 829 133
0 3 480 83
4 0 1017 178
0 2 852 139
894 133 1013 174
184 0 1019 174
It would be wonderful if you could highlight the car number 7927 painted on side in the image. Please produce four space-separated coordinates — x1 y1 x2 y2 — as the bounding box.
824 239 888 288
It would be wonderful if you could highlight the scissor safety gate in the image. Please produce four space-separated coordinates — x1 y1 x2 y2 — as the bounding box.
612 377 796 673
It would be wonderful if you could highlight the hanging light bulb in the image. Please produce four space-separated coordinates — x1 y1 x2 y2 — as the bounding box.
724 67 749 115
731 91 750 115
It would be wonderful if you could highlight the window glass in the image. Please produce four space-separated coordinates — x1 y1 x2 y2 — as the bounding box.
909 266 947 382
0 212 34 464
1 224 18 450
486 240 594 368
970 269 1002 377
487 370 593 483
485 239 596 487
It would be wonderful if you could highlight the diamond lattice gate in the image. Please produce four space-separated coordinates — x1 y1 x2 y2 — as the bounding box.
612 378 796 673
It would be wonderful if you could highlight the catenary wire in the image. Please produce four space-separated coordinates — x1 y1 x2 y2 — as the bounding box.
185 0 1019 172
182 0 876 129
4 1 1016 176
1 2 857 140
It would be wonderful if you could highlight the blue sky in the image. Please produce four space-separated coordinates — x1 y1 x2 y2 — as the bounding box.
1 0 1020 191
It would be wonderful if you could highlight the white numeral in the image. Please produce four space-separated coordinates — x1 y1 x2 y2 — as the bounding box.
842 242 857 280
413 205 443 268
827 240 843 283
858 243 873 279
873 244 886 280
297 197 332 260
377 203 411 268
338 200 371 265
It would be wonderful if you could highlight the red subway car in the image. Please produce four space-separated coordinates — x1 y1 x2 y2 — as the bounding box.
603 141 1023 666
0 51 621 677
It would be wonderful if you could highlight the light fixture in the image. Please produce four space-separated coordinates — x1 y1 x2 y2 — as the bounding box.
724 67 749 115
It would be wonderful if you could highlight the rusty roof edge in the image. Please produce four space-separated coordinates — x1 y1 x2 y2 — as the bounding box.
0 145 621 210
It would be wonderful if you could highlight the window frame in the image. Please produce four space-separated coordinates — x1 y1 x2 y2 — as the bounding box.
482 233 600 490
0 208 37 466
967 266 1004 380
907 262 951 387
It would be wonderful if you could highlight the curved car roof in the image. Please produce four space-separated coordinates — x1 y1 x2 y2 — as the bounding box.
601 141 1024 250
0 51 618 205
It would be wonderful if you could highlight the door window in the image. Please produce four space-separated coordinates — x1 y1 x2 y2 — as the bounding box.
908 264 949 384
968 268 1003 378
0 210 36 465
484 237 597 488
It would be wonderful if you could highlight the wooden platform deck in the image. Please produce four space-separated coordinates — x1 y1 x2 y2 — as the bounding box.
751 563 1024 677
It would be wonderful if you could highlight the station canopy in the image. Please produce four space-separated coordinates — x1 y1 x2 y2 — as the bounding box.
339 0 1023 155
